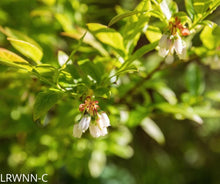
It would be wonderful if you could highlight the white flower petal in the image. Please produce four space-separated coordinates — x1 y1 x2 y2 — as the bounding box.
78 115 91 132
178 42 187 60
100 112 110 127
159 47 169 57
89 124 101 138
174 35 183 55
100 127 108 136
73 124 82 138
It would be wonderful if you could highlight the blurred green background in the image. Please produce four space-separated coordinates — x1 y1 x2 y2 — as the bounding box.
0 0 220 183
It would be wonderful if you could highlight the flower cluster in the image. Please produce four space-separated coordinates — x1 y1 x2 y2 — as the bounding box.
73 96 110 138
158 17 190 63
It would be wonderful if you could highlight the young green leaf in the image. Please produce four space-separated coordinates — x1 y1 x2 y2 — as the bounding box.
87 23 125 56
184 0 195 20
108 11 142 27
33 90 63 121
119 41 158 72
0 48 32 70
7 37 43 64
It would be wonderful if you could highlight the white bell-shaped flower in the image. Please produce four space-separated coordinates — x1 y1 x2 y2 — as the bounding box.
97 112 110 128
174 34 183 55
73 124 83 138
78 115 91 132
89 124 102 138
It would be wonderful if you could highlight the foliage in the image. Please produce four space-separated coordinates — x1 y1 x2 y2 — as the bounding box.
0 0 220 183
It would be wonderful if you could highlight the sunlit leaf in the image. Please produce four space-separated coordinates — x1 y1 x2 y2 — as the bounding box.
87 23 125 56
145 26 162 43
58 50 71 67
206 91 220 102
61 29 109 56
185 0 195 19
200 25 220 50
0 26 42 50
119 41 158 72
156 103 203 124
0 48 32 70
141 117 165 144
7 37 43 64
55 13 73 32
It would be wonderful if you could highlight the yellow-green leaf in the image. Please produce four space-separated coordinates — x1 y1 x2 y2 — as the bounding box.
0 26 42 50
7 37 43 64
87 23 125 56
0 48 32 70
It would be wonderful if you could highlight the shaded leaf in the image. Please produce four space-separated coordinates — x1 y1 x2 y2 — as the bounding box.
33 90 63 121
185 63 205 96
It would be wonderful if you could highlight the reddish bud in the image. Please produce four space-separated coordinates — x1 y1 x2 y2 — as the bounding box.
181 28 190 36
79 104 85 112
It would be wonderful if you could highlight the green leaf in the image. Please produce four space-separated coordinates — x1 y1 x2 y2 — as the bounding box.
0 26 42 50
33 90 63 121
55 13 73 32
7 37 43 64
151 82 177 105
145 26 162 43
87 23 125 56
32 64 58 85
184 0 195 19
156 103 203 124
209 0 220 10
193 106 220 118
119 41 158 72
78 59 104 84
200 25 220 50
185 63 205 96
206 91 220 102
108 11 143 26
193 0 213 14
141 117 165 144
0 48 32 70
61 30 109 57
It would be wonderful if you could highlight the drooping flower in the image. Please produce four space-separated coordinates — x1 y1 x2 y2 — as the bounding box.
78 115 91 133
73 96 111 138
158 17 189 62
159 33 187 63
